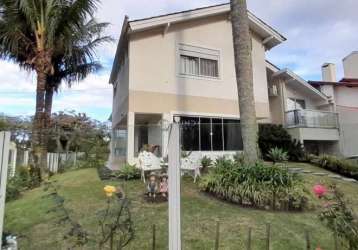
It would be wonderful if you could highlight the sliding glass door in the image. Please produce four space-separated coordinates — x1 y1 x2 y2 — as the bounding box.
177 116 243 151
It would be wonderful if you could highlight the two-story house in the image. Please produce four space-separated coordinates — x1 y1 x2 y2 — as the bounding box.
109 3 354 165
309 52 358 157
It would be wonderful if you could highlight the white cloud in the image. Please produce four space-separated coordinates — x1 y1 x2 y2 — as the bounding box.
0 61 36 92
53 72 112 111
248 0 358 79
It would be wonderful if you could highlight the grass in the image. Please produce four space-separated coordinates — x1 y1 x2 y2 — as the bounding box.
4 163 358 249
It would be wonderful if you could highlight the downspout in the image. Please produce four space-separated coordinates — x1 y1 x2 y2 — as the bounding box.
279 79 287 126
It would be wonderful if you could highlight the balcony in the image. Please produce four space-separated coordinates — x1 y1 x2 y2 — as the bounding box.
285 109 339 129
285 109 340 142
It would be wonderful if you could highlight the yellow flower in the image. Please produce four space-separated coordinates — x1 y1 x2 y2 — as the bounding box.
103 185 116 197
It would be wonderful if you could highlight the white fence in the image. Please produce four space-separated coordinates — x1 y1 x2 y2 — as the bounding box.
8 142 17 178
47 152 85 173
0 132 11 249
47 153 59 173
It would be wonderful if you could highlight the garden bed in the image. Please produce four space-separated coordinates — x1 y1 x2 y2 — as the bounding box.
199 158 309 211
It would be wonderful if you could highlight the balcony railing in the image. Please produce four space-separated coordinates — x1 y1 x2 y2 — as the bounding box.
285 109 339 129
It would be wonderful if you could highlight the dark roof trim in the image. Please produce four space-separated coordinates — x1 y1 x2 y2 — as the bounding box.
309 79 358 88
340 78 358 83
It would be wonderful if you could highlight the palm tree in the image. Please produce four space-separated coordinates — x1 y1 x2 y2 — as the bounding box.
44 17 110 123
230 0 259 161
0 0 110 178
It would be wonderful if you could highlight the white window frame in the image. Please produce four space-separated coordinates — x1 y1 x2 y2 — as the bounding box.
287 97 306 111
174 114 242 152
177 43 222 80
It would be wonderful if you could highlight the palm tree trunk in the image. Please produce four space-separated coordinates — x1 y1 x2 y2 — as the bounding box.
31 69 48 181
230 0 259 162
45 85 53 124
44 85 54 156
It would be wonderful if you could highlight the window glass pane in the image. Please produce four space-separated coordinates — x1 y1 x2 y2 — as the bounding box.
223 119 243 151
112 129 127 157
180 116 199 151
295 99 306 110
287 98 296 111
180 55 199 76
212 118 223 151
200 58 218 77
200 118 211 151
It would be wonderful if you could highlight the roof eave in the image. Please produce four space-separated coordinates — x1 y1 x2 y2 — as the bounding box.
273 69 328 101
128 4 286 50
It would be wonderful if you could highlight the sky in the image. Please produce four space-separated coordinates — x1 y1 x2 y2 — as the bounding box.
1 0 357 121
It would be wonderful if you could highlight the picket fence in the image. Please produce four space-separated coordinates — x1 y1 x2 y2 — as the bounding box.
0 132 11 249
47 152 85 173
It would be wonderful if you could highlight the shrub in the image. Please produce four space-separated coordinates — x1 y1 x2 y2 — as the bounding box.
319 185 358 249
233 152 246 165
199 158 308 211
200 156 212 174
6 166 32 202
258 124 304 161
311 155 358 180
6 177 22 202
116 164 140 180
17 166 31 186
76 158 107 169
266 147 289 163
97 166 115 181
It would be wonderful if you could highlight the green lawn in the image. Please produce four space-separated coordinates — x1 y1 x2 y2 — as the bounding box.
4 163 358 249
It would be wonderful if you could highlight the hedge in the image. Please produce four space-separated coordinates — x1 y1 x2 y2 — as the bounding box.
311 155 358 180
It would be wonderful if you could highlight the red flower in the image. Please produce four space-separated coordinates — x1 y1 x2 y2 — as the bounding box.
313 184 327 198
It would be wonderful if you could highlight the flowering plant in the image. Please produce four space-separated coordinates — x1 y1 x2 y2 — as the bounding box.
103 185 116 197
313 184 327 198
318 184 358 249
99 186 133 249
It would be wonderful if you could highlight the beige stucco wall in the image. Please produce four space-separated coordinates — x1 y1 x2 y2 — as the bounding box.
287 127 339 142
343 52 358 79
335 87 358 108
128 14 269 118
267 76 285 124
285 84 320 110
335 87 358 156
128 90 269 118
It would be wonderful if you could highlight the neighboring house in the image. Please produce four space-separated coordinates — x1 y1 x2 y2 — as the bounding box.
266 62 340 156
309 52 358 157
109 3 356 165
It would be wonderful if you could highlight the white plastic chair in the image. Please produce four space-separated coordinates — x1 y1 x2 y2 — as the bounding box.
181 153 202 183
138 151 162 183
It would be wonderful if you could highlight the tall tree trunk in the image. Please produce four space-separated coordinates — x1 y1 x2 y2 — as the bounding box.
45 85 53 125
230 0 259 162
31 50 52 181
31 69 47 182
44 85 54 157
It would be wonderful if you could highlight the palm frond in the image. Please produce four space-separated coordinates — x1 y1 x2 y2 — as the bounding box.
1 0 110 86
